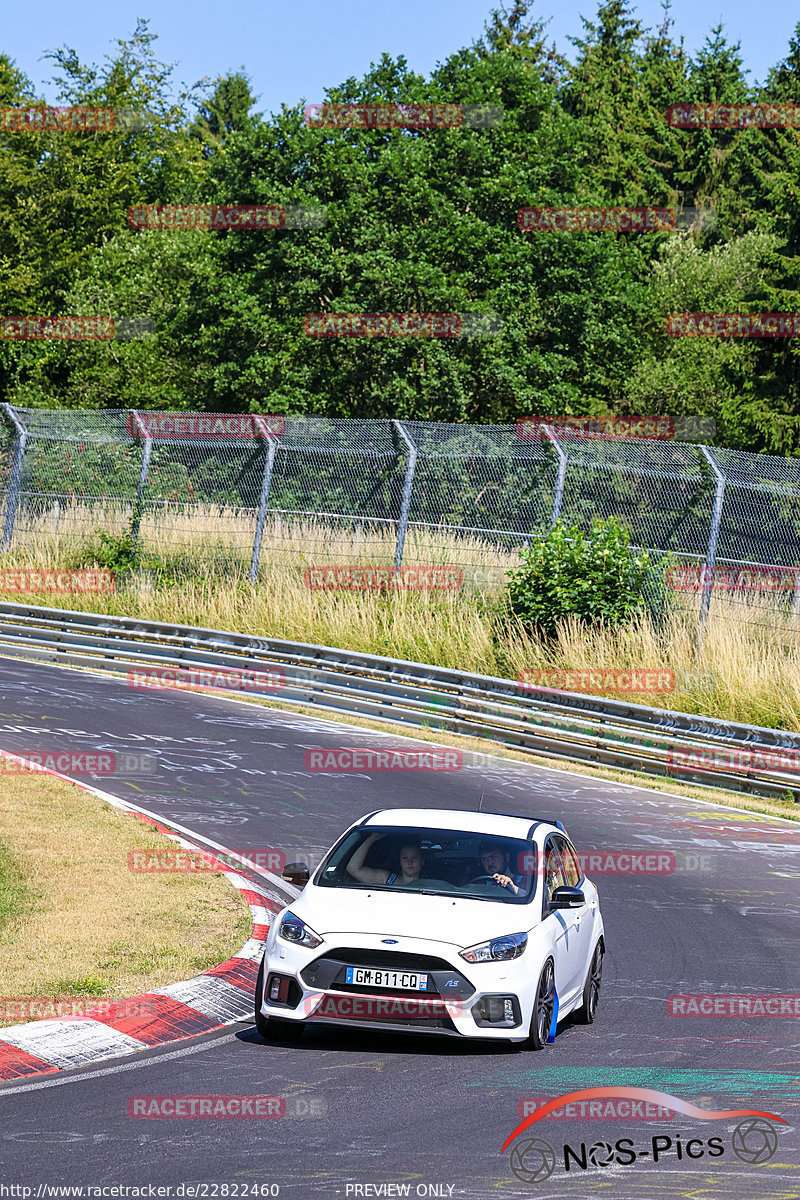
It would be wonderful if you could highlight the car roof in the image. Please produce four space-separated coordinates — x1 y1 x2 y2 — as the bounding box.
361 808 562 840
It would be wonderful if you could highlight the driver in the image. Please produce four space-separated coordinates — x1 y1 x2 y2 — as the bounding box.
346 833 424 887
474 841 525 895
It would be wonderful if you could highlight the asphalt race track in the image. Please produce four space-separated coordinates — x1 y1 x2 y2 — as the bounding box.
0 655 798 1199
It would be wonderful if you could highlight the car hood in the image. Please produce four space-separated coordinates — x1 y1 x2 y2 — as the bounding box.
291 884 536 947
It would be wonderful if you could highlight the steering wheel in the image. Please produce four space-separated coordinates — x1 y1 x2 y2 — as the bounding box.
467 873 502 886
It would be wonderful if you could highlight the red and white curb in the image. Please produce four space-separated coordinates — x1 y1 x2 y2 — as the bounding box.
0 750 295 1081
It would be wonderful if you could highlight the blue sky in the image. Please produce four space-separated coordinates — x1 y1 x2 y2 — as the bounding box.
4 0 798 117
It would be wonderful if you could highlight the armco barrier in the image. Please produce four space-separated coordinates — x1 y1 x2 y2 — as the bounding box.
0 602 797 801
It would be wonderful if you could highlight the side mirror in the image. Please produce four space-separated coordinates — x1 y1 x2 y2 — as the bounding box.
282 862 310 887
550 885 584 909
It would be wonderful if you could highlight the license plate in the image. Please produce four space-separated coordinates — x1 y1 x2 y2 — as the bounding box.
344 967 429 991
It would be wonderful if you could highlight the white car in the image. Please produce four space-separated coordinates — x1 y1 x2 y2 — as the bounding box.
254 808 604 1048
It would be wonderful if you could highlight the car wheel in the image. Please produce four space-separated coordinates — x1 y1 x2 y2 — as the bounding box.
576 940 604 1024
254 960 304 1041
525 958 556 1050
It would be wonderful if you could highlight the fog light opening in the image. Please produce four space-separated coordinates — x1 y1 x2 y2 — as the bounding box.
267 974 291 1004
473 994 520 1027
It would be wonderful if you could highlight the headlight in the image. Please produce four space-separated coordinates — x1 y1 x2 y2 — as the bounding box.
278 911 323 949
460 932 528 963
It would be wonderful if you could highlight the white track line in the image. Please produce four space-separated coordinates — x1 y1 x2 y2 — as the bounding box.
1 652 796 827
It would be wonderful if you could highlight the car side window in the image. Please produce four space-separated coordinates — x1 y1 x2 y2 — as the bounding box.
553 836 582 886
544 839 567 902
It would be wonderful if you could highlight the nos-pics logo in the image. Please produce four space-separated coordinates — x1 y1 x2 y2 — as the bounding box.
502 1088 784 1182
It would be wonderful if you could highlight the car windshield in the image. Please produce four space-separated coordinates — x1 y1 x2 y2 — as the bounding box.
316 826 536 903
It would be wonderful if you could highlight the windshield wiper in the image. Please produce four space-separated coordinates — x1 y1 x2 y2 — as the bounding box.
416 888 472 896
458 893 515 902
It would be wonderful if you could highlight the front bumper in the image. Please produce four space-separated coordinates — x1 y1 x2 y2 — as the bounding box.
258 932 534 1041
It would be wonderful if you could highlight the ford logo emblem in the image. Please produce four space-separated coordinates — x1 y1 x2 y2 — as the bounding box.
381 938 398 944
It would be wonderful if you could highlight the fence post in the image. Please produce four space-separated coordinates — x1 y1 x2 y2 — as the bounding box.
792 570 800 621
129 412 153 548
1 403 28 553
249 417 279 584
392 420 417 576
543 424 567 525
698 445 726 647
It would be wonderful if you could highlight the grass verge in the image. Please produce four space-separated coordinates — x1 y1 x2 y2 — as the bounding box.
0 771 252 1025
2 511 800 729
0 842 32 937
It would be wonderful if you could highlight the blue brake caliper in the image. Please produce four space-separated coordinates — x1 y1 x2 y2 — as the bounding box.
547 984 559 1044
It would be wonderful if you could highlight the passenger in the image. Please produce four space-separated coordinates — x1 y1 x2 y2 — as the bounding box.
473 840 525 895
346 832 424 886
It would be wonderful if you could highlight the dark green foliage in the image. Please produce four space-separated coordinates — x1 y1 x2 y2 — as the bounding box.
25 441 192 501
500 516 653 637
188 72 261 154
86 530 139 573
2 7 800 452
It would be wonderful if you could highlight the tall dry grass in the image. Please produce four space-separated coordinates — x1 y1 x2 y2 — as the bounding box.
3 501 799 731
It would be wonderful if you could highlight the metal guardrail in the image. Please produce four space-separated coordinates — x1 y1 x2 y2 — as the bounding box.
0 601 797 802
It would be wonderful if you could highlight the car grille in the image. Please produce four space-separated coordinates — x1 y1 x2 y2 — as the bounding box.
300 947 473 1002
316 948 455 971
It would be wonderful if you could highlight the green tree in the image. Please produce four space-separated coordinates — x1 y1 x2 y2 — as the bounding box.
0 22 208 404
3 5 800 450
189 72 261 155
620 230 779 448
168 24 665 418
7 229 219 409
0 56 41 315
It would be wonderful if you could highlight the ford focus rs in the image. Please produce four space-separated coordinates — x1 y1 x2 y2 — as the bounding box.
254 808 604 1047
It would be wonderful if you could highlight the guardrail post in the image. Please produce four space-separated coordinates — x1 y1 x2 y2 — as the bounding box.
392 420 417 577
698 445 726 647
1 403 28 552
249 417 280 583
543 424 567 526
129 412 153 548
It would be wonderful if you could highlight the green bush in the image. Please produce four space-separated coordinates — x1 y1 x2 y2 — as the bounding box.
499 517 654 640
88 530 139 573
